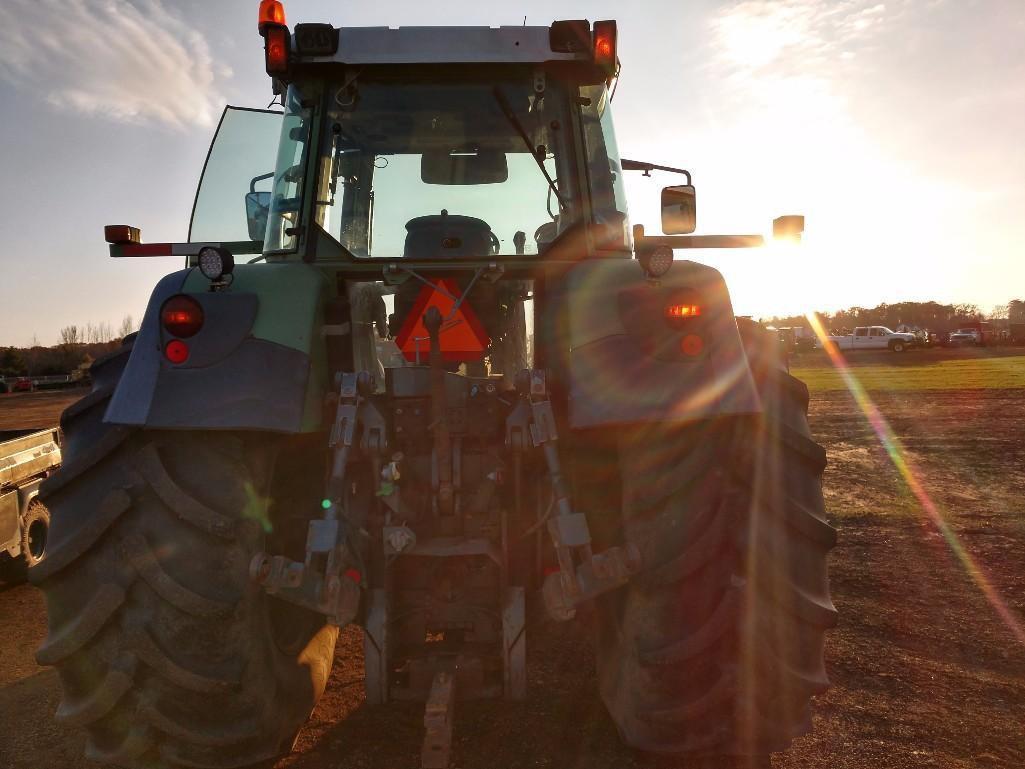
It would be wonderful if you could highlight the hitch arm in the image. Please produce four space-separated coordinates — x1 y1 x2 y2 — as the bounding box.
521 371 641 621
250 370 383 627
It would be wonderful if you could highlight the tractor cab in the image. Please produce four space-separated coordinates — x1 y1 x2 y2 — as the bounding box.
186 14 636 382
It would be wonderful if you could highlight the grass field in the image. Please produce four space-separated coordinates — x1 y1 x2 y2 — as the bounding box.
792 349 1025 392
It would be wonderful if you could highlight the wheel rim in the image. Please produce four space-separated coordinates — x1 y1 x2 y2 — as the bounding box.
28 519 47 560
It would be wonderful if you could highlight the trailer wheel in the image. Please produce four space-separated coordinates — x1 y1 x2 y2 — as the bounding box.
21 501 50 567
31 339 338 769
594 320 836 758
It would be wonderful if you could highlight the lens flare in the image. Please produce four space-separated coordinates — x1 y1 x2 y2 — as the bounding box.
805 312 1025 644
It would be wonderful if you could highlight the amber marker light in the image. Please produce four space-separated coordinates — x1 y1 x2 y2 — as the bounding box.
665 304 702 319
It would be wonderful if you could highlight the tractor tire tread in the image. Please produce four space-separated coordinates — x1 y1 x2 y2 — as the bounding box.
120 533 235 618
35 582 127 665
134 443 236 539
596 355 835 757
55 656 137 727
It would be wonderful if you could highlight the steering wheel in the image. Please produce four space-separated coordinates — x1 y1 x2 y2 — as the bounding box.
489 231 501 255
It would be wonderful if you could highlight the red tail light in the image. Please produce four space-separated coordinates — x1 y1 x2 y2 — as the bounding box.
161 295 204 338
681 334 704 356
264 24 290 76
593 20 618 77
164 340 190 364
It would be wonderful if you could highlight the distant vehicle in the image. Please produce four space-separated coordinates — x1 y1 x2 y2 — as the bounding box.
1 428 61 577
895 324 929 346
776 326 816 353
823 326 916 352
949 328 981 345
11 377 34 392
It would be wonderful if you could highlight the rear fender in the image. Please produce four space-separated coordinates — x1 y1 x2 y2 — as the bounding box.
105 263 330 433
557 259 760 428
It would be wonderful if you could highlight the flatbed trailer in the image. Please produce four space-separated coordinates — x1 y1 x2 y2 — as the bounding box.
0 428 60 572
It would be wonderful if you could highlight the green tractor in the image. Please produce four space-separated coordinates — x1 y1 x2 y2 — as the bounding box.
32 5 835 768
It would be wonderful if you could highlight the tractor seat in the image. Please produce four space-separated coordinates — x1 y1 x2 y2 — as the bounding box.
403 211 496 258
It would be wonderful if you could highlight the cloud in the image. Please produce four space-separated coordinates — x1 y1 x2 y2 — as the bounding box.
0 0 228 129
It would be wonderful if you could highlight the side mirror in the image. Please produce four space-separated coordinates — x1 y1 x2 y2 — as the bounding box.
245 191 271 242
661 185 696 234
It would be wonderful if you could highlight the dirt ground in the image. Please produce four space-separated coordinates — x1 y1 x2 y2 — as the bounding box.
1 378 1023 768
0 390 83 431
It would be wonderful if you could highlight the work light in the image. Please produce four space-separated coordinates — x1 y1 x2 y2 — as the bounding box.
197 246 234 281
638 246 673 279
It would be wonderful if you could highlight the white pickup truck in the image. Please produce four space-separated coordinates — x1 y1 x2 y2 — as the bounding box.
823 326 916 352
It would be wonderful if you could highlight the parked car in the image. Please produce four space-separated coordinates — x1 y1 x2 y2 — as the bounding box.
11 377 34 392
822 326 917 352
949 328 982 345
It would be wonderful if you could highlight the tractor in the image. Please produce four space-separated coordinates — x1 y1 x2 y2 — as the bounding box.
32 4 836 768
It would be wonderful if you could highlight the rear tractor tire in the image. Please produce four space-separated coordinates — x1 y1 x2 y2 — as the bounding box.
30 339 339 769
595 320 836 759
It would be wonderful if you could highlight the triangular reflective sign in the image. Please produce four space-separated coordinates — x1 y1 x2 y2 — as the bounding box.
394 279 491 363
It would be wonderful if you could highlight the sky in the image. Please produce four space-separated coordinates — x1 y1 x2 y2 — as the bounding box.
0 0 1022 346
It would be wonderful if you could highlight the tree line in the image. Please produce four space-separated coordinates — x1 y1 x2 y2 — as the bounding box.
767 300 1024 334
0 315 135 378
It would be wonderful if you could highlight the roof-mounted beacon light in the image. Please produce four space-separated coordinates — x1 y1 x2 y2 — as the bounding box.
258 0 286 32
593 20 618 77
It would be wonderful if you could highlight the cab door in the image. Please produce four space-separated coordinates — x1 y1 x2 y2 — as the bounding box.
853 327 869 350
869 327 887 348
189 106 284 249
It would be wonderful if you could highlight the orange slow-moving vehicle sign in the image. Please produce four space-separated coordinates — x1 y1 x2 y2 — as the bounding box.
394 279 490 363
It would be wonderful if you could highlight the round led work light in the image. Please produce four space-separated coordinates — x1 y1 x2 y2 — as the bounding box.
197 246 234 281
638 246 674 279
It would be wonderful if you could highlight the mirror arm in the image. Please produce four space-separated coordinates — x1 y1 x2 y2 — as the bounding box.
621 159 691 184
250 171 275 193
108 240 263 259
634 224 763 250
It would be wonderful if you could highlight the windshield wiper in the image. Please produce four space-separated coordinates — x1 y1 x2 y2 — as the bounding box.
492 87 567 210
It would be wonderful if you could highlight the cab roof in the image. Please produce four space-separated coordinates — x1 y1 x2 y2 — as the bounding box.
296 25 590 65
